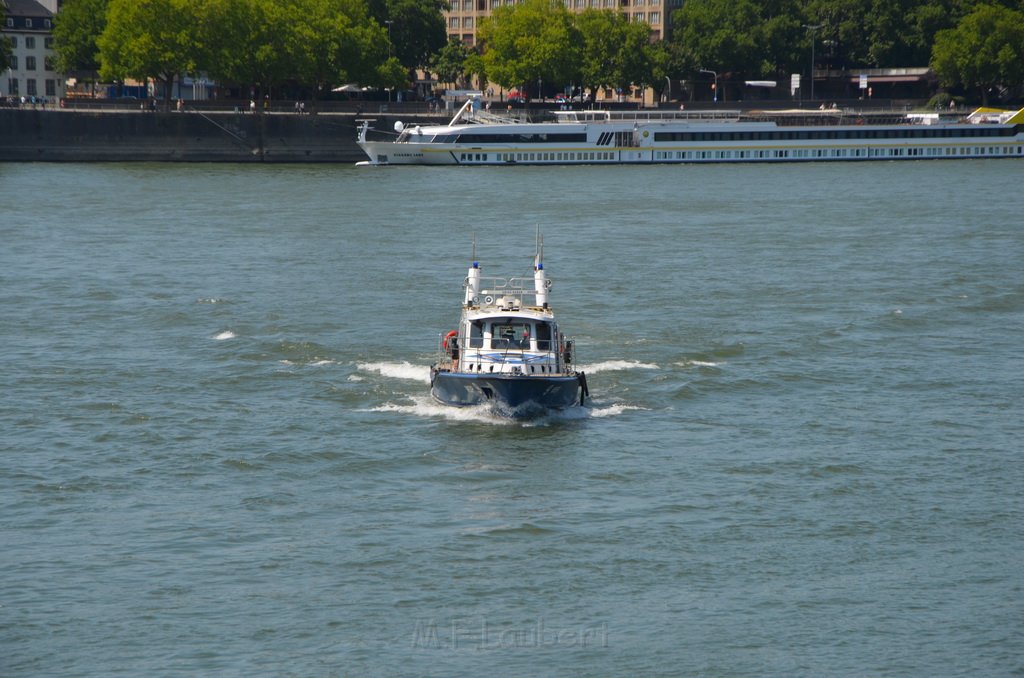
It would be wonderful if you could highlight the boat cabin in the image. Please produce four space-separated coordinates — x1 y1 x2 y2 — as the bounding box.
466 316 556 351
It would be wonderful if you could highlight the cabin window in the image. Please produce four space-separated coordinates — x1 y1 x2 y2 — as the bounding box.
490 321 531 349
469 321 484 348
535 322 553 350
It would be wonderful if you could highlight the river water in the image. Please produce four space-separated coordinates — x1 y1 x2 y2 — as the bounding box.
2 160 1022 676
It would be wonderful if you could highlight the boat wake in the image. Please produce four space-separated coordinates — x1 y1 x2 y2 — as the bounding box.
581 359 659 373
280 358 337 366
356 361 431 384
365 395 639 425
676 359 722 368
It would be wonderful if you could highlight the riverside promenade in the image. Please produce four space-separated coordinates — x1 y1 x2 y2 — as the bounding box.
0 103 446 163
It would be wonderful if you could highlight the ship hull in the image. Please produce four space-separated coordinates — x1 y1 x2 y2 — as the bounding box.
430 369 582 415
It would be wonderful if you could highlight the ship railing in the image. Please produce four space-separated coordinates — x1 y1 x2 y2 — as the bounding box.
435 336 578 375
553 109 742 124
465 276 554 307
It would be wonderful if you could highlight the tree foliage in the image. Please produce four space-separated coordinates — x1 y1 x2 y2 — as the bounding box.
288 0 389 105
98 0 201 107
931 3 1024 103
200 0 296 97
1 7 14 74
0 37 10 75
42 0 1024 107
575 9 641 94
52 0 110 78
93 0 395 104
670 0 803 81
386 0 449 71
430 37 472 88
477 0 578 95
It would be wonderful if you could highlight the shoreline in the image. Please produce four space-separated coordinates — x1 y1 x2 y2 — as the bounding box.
1 108 442 163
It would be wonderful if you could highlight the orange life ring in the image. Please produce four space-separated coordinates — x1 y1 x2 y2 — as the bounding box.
442 330 458 350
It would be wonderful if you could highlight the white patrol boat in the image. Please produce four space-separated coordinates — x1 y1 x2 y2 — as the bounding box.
430 235 588 416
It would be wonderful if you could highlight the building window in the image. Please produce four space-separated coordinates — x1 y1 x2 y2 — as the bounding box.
45 56 56 71
9 37 16 48
449 16 458 28
26 18 33 28
45 37 54 48
649 11 660 23
45 19 52 28
9 56 17 70
26 56 37 71
462 16 473 27
6 18 13 28
7 78 18 95
27 79 37 95
46 79 57 96
26 36 36 49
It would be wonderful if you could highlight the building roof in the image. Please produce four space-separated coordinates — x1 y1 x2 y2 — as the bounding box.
3 0 53 18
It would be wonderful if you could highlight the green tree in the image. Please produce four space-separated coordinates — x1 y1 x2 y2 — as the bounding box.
575 9 624 96
669 0 769 99
430 37 472 88
671 0 812 98
200 0 295 103
931 3 1024 104
98 0 202 108
52 0 111 84
1 4 12 74
1 35 11 77
616 19 655 95
477 0 578 98
386 0 449 73
289 0 389 109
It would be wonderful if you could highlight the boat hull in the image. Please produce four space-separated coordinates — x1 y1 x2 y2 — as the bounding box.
430 369 582 415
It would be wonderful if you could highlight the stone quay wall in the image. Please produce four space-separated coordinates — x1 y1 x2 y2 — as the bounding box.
1 108 437 163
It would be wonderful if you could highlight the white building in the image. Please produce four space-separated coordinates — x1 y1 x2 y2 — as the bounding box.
2 0 65 102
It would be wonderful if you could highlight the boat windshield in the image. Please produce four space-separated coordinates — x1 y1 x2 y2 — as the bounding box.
482 319 554 350
490 321 531 349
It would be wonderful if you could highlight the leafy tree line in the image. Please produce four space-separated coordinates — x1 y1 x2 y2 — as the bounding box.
52 0 446 109
467 0 1024 104
668 0 1024 103
47 0 1024 107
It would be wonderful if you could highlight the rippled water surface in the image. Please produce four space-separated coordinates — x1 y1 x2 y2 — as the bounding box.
2 160 1022 675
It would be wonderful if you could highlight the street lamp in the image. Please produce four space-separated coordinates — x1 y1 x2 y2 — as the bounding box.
803 23 823 104
700 69 717 103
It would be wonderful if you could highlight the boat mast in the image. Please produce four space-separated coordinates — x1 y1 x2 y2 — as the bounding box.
464 236 481 307
534 228 548 308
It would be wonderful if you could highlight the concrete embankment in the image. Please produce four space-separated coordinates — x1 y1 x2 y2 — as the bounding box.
1 108 438 163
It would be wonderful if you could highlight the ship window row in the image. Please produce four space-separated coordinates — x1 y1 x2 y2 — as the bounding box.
434 132 587 143
460 151 616 162
653 145 1023 160
653 127 1017 142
